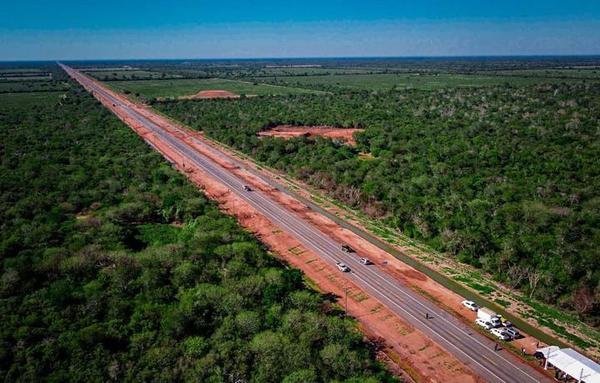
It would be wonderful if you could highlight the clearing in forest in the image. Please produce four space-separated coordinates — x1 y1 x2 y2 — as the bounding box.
258 125 364 145
186 89 239 99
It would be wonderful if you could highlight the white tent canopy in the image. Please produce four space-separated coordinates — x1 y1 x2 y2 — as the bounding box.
537 346 600 383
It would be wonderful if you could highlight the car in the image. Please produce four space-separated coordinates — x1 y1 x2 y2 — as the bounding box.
359 257 372 265
243 185 252 191
341 244 354 253
504 327 521 339
336 262 350 272
491 328 511 341
462 300 479 311
475 318 493 330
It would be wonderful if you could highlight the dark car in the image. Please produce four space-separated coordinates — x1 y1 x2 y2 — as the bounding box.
504 327 521 339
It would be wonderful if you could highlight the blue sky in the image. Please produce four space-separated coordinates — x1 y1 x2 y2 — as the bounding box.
1 0 599 60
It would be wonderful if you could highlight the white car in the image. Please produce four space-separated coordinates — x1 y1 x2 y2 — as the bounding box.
491 328 511 341
462 300 479 311
336 262 351 272
475 318 493 330
359 257 372 265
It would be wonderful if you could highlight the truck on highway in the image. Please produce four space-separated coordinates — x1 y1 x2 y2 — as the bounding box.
477 307 502 327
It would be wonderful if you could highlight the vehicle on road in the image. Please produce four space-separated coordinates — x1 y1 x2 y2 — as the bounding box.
477 307 502 327
359 257 372 265
336 262 351 272
462 300 479 311
243 185 252 191
341 244 354 253
475 318 494 330
491 328 511 341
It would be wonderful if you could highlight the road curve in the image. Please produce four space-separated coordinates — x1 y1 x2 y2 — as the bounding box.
60 63 551 383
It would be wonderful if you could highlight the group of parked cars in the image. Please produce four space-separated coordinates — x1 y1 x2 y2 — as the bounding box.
462 300 522 341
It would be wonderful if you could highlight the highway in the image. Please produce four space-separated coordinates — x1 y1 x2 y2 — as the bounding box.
61 64 550 383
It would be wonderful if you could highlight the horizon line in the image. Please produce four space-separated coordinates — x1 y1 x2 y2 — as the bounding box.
2 53 600 64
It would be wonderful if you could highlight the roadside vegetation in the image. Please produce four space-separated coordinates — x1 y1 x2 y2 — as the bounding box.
157 78 600 329
0 72 395 382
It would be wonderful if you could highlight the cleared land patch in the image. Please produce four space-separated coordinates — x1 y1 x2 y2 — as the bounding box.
184 89 239 99
108 78 325 99
258 125 364 145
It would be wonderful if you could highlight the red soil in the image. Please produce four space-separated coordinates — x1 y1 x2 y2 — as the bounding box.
258 125 364 145
191 89 239 99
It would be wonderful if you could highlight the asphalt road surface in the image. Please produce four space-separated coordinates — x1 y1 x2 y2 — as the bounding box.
61 64 550 383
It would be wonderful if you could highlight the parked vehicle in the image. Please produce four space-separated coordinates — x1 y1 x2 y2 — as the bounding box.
491 328 511 341
462 300 479 311
475 318 493 330
336 262 350 272
504 327 521 339
359 257 372 265
477 307 502 327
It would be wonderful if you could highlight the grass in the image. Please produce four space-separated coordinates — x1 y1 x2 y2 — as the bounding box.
0 75 52 81
0 81 70 93
0 92 64 108
107 78 325 98
256 72 595 91
0 68 42 73
135 223 181 246
494 298 511 308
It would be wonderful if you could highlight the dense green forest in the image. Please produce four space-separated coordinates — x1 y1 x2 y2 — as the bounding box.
0 82 394 382
157 82 600 324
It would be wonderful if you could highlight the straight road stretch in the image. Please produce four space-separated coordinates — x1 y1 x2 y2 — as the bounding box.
61 63 550 383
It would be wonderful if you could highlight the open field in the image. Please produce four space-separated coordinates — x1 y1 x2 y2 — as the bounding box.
0 75 52 81
0 81 70 93
0 68 43 73
108 78 326 98
255 72 597 91
0 91 65 107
